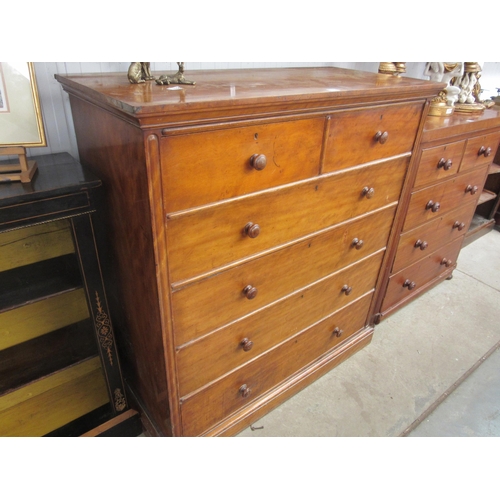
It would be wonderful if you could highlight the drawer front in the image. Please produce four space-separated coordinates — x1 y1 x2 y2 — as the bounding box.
392 200 476 274
174 249 383 367
460 132 500 172
161 118 325 213
382 237 464 312
414 140 465 189
179 293 372 436
323 101 423 173
403 166 488 232
172 207 395 343
168 156 408 283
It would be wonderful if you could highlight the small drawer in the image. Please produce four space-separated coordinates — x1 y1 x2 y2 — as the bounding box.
392 200 476 274
323 101 424 173
414 140 465 189
382 237 464 313
167 156 408 283
161 118 325 213
179 293 372 436
403 166 488 232
460 132 500 172
171 207 395 342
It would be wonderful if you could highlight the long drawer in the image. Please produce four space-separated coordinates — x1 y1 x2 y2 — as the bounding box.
171 207 396 343
161 117 326 213
323 101 423 172
168 156 408 284
176 252 384 394
392 200 476 274
179 293 373 436
402 166 488 232
382 237 464 312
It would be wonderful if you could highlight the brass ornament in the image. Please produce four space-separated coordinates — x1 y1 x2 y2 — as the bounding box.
95 291 114 366
156 62 195 86
378 62 406 76
114 388 127 412
127 62 156 84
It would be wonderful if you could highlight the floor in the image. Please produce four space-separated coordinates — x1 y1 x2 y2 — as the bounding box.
237 228 500 437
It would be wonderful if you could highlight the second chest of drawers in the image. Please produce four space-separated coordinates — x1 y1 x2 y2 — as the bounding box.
379 108 500 318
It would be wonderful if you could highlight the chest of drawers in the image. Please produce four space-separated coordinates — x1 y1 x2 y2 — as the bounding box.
56 67 442 436
378 108 500 319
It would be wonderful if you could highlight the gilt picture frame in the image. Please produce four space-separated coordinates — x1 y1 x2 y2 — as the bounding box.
0 62 46 147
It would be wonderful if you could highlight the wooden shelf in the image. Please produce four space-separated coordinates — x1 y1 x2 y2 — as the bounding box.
478 189 497 205
0 319 97 395
489 162 500 175
465 214 495 245
0 254 83 312
0 357 110 437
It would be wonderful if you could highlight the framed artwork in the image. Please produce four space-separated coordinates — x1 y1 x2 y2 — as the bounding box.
0 62 46 147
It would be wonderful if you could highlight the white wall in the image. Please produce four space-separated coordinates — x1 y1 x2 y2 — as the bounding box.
29 62 500 161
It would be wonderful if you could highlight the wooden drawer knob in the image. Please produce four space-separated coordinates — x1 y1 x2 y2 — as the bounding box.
414 239 428 250
478 146 492 157
441 258 453 267
453 221 466 231
244 222 260 238
374 131 389 144
465 185 478 195
243 285 258 300
240 338 254 352
362 186 375 199
351 238 364 250
332 327 344 338
239 384 251 398
437 158 453 171
249 154 267 170
426 200 440 212
403 279 416 290
341 284 352 295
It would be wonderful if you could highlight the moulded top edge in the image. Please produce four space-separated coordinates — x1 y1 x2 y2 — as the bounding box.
55 67 445 118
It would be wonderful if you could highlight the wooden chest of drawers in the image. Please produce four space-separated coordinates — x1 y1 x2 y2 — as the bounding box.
378 108 500 319
56 68 442 436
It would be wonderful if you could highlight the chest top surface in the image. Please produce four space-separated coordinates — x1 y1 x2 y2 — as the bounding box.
55 67 444 126
422 107 500 144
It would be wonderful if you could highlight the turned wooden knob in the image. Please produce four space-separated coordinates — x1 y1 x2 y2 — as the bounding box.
249 154 267 170
403 279 416 290
478 146 492 157
362 186 375 199
332 327 344 338
465 185 478 195
243 285 258 300
240 338 254 352
341 284 352 296
426 200 440 212
453 221 466 231
437 158 453 171
374 131 389 144
239 384 251 398
414 239 428 250
351 238 364 250
441 258 453 267
244 222 260 238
